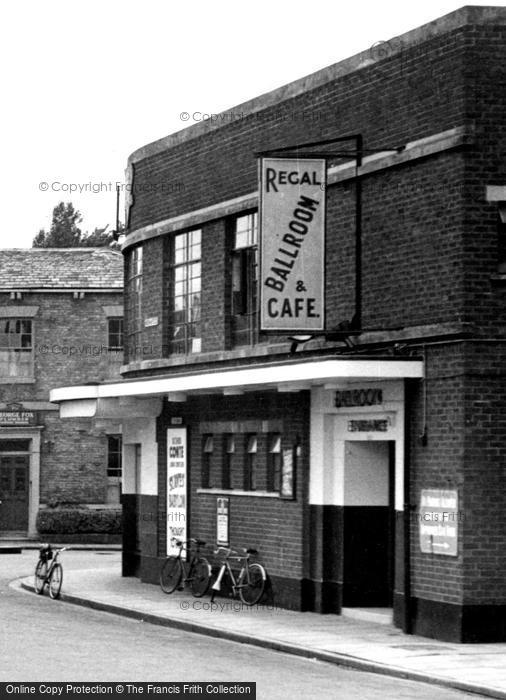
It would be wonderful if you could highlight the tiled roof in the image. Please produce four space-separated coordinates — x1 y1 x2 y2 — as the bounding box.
0 248 124 290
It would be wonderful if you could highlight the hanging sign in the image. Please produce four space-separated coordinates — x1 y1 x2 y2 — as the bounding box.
259 157 326 332
166 428 187 556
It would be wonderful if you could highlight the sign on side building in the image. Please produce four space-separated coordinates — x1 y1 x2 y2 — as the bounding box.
259 157 326 332
166 428 187 556
419 489 459 556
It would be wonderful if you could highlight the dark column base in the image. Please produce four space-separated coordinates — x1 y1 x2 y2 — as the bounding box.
140 555 163 584
122 550 140 577
301 578 342 613
393 591 406 630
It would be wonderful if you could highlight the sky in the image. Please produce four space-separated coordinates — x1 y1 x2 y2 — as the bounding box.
1 0 503 248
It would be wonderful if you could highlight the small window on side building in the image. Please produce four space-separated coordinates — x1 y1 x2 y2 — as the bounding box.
202 434 213 489
267 434 281 493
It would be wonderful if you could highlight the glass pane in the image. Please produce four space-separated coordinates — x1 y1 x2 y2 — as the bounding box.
175 266 186 282
269 434 281 453
175 233 186 249
247 435 257 453
0 440 30 451
204 436 213 452
0 471 10 492
14 468 26 492
235 230 248 249
190 277 201 294
174 247 186 265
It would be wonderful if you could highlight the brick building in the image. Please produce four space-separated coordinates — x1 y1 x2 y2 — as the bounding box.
0 248 123 536
51 7 506 642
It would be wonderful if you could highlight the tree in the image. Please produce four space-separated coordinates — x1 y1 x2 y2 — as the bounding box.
33 202 83 247
80 225 114 247
33 203 123 248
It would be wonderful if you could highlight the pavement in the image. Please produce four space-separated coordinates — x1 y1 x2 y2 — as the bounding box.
13 560 506 699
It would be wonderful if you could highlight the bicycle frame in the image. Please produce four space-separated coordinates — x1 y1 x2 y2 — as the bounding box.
40 547 66 579
171 538 198 581
211 548 251 595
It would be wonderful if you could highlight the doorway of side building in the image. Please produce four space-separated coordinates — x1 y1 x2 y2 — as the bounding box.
0 440 30 534
342 440 395 613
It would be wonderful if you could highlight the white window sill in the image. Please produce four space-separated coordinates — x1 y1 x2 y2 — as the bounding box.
196 488 279 498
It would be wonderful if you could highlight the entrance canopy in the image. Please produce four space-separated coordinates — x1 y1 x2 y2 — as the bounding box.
50 358 424 419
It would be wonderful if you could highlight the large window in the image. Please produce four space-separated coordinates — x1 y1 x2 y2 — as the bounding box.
127 246 143 358
231 213 258 346
168 230 201 354
0 318 33 378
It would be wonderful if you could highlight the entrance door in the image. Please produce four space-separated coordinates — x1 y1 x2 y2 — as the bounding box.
0 454 29 532
342 441 395 607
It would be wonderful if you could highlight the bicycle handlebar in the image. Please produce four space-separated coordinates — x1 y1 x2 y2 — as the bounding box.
213 546 258 556
170 537 206 547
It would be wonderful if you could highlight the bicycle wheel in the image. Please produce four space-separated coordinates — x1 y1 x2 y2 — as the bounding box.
34 560 47 594
48 563 63 599
239 563 266 606
190 557 211 598
159 557 182 594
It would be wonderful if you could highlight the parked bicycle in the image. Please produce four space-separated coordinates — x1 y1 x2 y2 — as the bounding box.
210 546 266 606
34 544 66 599
160 538 211 597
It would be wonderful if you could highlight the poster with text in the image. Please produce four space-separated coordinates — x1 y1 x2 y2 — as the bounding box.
166 428 187 556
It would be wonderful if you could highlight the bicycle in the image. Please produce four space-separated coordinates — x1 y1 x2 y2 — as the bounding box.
159 538 211 597
34 544 66 599
210 546 266 606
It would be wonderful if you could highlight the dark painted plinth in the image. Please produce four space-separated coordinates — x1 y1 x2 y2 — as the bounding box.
411 597 506 643
0 546 21 554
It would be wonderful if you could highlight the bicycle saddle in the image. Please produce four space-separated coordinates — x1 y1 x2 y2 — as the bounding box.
194 539 206 546
245 548 258 555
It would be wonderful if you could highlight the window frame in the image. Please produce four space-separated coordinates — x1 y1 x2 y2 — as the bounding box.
107 317 124 352
0 317 34 380
202 434 213 489
267 433 282 493
126 246 143 358
230 212 258 346
222 434 234 490
168 229 202 355
244 433 258 491
107 434 123 479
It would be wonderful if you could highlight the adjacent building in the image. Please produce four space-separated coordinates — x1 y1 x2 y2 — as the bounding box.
0 248 123 536
51 7 506 642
